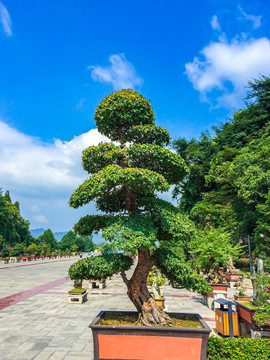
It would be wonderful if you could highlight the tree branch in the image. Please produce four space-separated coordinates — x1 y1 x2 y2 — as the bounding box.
120 270 129 285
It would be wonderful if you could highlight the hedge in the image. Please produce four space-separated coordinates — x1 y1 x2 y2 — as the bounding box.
207 336 270 360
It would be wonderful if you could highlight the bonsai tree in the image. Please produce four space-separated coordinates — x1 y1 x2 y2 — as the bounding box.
190 228 241 284
11 243 24 257
235 277 248 296
253 273 270 327
69 89 211 326
147 266 166 300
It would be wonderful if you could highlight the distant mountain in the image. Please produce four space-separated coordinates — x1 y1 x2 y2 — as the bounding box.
30 228 46 238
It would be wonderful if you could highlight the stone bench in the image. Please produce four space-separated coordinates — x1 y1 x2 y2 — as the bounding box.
89 279 106 289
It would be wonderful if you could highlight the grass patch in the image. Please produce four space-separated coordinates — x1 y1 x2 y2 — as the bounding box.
98 313 203 328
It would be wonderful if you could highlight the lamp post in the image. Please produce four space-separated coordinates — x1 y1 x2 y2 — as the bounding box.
239 235 253 276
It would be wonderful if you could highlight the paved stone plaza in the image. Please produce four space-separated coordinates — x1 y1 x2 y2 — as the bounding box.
0 256 244 360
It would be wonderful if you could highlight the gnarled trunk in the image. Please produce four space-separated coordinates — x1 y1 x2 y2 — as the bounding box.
121 249 172 326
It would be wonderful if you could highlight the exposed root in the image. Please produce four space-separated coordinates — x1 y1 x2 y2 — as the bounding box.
136 298 173 327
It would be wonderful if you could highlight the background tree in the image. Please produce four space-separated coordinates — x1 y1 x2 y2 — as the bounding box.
84 235 96 252
173 77 270 260
74 236 86 252
69 89 211 326
0 189 32 248
37 229 57 250
190 228 241 282
58 231 76 251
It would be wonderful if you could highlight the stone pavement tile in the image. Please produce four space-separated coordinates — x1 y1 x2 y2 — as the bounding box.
33 349 55 359
6 350 41 360
16 341 37 351
49 351 69 360
71 341 86 352
66 351 93 358
0 350 8 360
64 356 92 360
31 341 51 352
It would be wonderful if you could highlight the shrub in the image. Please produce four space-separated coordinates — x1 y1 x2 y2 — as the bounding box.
207 336 270 359
234 258 250 271
1 247 9 258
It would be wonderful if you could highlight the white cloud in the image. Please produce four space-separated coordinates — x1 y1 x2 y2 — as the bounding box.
33 215 48 224
0 120 108 198
0 2 12 37
0 119 111 231
89 53 143 90
211 15 221 31
185 37 270 108
238 6 261 29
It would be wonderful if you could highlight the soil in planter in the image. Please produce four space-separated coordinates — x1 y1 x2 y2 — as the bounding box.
98 313 203 328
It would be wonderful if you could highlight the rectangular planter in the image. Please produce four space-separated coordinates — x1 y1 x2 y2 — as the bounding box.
225 273 242 282
68 289 87 304
209 283 228 295
234 295 252 302
89 311 210 360
235 301 258 328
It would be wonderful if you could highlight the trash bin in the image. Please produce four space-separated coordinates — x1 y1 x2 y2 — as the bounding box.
214 298 239 337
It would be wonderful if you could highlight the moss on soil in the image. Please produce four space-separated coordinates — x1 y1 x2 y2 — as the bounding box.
98 313 203 328
69 288 86 293
239 301 258 309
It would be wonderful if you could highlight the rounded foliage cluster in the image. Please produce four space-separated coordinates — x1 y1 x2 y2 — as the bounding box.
68 254 133 281
125 125 170 146
127 144 188 184
82 143 123 174
69 165 169 208
94 89 155 142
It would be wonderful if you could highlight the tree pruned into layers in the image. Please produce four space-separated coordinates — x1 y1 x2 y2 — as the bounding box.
69 89 211 326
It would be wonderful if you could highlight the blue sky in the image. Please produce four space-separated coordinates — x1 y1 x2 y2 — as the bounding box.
0 0 270 233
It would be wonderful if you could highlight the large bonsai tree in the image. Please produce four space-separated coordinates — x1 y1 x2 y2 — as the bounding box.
69 89 211 326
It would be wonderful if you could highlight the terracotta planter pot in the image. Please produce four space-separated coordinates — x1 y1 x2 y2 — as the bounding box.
225 273 242 282
89 311 210 360
209 283 228 294
234 295 252 302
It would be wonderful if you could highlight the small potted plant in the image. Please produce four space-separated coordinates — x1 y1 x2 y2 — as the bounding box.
147 266 166 309
68 261 87 304
234 277 252 301
225 257 243 283
235 273 270 330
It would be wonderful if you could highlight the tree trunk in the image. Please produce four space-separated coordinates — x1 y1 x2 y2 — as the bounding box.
121 249 172 326
122 185 138 211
